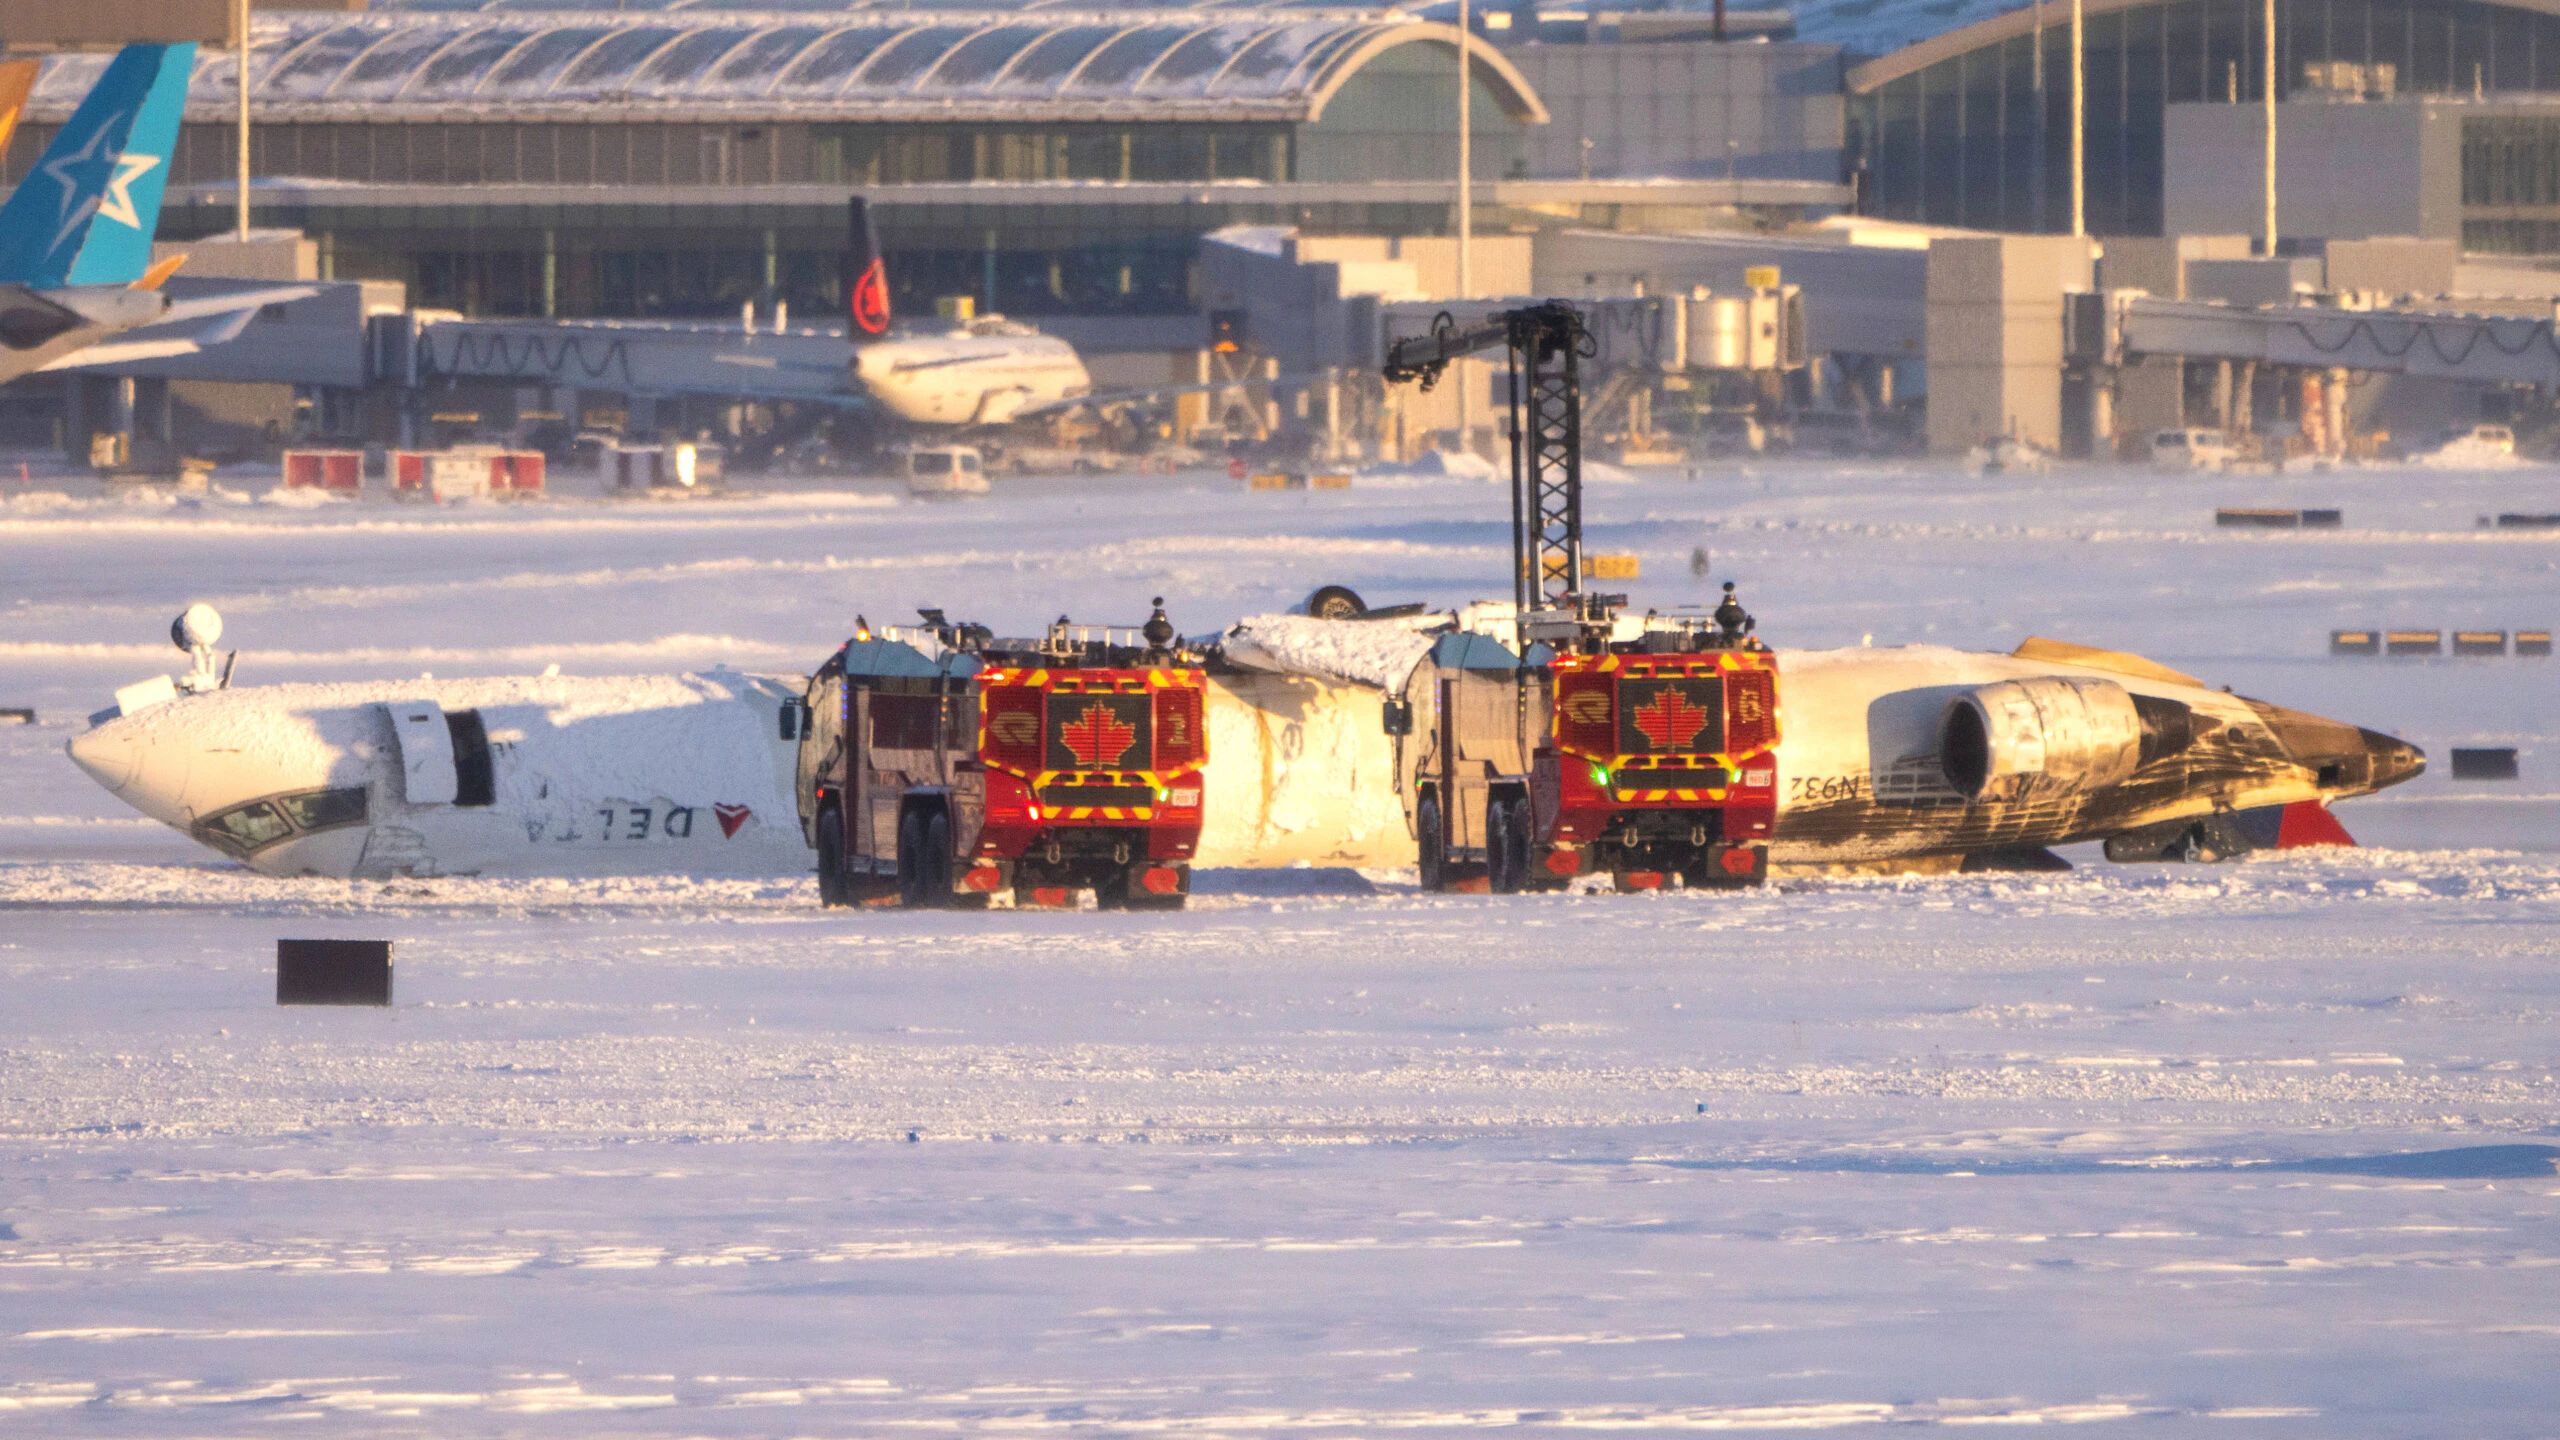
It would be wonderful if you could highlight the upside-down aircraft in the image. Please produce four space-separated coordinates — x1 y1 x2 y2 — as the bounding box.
64 596 2419 880
0 44 315 384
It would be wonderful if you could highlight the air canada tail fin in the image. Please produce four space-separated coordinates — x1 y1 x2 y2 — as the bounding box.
845 195 891 341
0 43 196 290
0 59 42 165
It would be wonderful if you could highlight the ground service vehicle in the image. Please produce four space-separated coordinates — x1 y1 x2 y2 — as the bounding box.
1382 301 1783 892
796 606 1207 909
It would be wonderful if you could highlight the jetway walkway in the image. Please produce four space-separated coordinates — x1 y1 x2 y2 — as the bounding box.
402 316 858 403
2118 296 2560 389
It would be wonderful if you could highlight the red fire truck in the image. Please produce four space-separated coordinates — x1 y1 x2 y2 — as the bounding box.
1380 301 1782 894
1397 609 1779 893
796 605 1208 910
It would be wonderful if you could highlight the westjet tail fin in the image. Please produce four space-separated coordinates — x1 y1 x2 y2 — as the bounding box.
0 44 196 290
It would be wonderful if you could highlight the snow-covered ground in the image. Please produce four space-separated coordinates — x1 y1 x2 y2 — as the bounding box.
3 459 2557 1432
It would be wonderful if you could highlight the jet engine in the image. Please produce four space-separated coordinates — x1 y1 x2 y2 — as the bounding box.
1940 676 2144 800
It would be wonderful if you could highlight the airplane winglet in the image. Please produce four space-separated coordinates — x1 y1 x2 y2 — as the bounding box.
133 252 188 291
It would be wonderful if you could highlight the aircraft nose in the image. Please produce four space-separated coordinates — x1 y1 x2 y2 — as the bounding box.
64 716 194 828
66 723 140 793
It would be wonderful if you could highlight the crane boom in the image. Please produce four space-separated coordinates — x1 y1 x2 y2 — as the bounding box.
1384 301 1598 627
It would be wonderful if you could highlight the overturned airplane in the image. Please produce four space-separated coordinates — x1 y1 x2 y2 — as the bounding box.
64 600 2419 883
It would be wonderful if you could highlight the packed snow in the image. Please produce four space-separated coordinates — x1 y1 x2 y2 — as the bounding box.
3 455 2558 1434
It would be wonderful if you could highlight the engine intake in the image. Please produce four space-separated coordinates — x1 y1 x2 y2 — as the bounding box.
1941 677 2144 800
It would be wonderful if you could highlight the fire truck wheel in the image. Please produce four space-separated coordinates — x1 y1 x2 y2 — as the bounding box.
816 806 849 908
1415 793 1447 891
896 809 928 908
1504 797 1535 892
1093 868 1132 911
1486 796 1523 895
922 810 956 905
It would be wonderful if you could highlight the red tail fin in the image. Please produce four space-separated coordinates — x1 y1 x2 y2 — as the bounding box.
2275 799 2355 848
846 196 890 339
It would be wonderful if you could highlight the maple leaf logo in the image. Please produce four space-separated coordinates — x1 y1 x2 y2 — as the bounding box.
1631 689 1714 751
1058 702 1139 767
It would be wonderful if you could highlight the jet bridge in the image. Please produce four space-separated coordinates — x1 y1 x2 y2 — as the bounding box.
2115 296 2560 389
393 315 858 404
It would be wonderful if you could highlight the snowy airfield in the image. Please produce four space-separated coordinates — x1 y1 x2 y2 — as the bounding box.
3 459 2558 1433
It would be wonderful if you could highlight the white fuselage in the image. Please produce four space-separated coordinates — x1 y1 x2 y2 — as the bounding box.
853 331 1090 426
68 672 809 878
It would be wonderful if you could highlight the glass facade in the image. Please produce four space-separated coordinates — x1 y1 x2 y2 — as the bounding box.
1852 0 2560 235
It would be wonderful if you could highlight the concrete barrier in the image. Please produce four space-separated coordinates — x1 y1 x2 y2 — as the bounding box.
276 939 393 1007
2519 630 2553 657
2450 748 2521 781
2385 630 2442 656
2330 630 2380 656
2218 507 2341 528
2454 630 2510 656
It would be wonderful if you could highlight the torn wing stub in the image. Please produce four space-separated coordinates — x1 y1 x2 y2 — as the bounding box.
1217 613 1444 692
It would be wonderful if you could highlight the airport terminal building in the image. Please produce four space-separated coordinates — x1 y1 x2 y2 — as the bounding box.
1846 0 2560 244
0 2 1843 331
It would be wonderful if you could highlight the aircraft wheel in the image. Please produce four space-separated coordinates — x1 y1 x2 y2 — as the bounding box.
1304 584 1366 621
1416 793 1447 892
922 809 955 906
896 809 928 908
816 805 849 908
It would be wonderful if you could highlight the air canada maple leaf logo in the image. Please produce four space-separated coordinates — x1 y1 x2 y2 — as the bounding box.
1059 702 1139 767
1631 689 1713 751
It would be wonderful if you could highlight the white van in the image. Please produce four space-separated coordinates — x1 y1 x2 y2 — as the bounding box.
2151 428 2235 471
898 444 989 498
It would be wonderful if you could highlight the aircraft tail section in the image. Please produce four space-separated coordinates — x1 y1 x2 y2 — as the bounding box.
845 194 891 341
0 43 196 289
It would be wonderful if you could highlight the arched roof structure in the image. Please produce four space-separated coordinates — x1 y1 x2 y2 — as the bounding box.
26 7 1546 125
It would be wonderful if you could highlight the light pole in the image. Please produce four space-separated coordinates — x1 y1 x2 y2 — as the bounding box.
236 0 251 241
2069 0 2084 236
2263 0 2278 253
1456 0 1472 301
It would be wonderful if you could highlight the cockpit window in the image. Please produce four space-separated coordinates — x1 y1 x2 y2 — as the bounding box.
278 787 369 833
199 801 292 853
196 787 370 857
